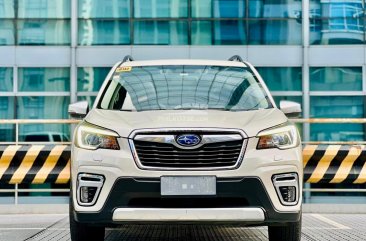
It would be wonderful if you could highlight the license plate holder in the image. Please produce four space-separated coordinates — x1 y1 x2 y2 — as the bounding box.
161 176 216 196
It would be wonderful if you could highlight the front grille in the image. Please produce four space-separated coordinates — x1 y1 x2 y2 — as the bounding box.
133 138 244 169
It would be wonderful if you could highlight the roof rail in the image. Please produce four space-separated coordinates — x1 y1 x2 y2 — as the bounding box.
228 55 244 62
122 55 134 63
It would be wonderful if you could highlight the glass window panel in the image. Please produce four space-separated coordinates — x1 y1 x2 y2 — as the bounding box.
213 20 246 45
18 0 71 18
192 0 245 18
191 0 211 17
310 96 365 141
311 96 364 118
77 67 110 91
328 18 363 31
310 18 363 44
257 67 302 91
78 0 130 18
309 17 321 33
249 0 302 18
78 20 130 45
310 67 362 91
191 21 212 45
311 123 365 141
0 97 15 141
18 68 70 92
213 0 245 18
0 67 13 91
19 123 70 142
310 0 364 18
0 20 15 45
17 96 70 140
17 96 70 119
249 19 302 45
134 21 188 45
134 0 188 18
0 96 15 119
0 0 15 18
17 20 71 45
0 124 15 142
19 124 71 142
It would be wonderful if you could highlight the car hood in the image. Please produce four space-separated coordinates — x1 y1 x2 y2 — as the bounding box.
85 108 288 138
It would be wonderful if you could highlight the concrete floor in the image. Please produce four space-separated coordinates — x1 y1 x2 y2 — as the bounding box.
0 213 365 241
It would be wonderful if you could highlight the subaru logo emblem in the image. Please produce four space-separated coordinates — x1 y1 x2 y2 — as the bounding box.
176 134 201 147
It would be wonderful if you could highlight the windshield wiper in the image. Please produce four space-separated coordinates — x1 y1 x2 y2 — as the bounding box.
119 109 135 112
175 107 230 111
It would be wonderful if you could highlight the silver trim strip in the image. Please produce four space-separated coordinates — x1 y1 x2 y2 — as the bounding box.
128 128 248 171
134 134 242 150
272 173 299 206
76 173 104 207
112 208 265 222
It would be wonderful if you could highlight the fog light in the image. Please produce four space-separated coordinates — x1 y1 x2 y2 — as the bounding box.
279 186 296 203
77 173 104 206
272 173 299 206
80 186 98 203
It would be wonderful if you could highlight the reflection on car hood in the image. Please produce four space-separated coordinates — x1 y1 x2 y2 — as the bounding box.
85 108 288 138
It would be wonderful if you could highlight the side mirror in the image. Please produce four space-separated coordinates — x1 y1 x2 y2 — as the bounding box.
68 101 89 119
280 100 301 118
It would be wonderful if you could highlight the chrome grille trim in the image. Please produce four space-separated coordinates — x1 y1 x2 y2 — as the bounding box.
134 134 242 150
128 128 248 171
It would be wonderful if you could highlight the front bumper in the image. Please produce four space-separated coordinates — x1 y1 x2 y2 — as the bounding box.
112 208 265 222
73 177 301 226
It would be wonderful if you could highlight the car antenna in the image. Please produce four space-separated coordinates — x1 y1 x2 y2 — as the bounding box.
122 55 134 63
228 55 244 62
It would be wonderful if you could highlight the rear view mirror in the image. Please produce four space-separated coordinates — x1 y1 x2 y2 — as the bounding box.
68 101 89 119
280 100 301 118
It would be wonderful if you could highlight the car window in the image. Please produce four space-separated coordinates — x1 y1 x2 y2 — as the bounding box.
53 134 62 142
99 65 272 112
62 134 70 142
24 134 50 142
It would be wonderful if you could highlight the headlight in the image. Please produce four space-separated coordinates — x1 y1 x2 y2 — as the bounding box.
76 122 120 150
257 125 299 150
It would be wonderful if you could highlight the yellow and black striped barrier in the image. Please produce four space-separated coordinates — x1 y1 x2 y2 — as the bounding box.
0 145 70 184
1 144 366 184
304 145 366 184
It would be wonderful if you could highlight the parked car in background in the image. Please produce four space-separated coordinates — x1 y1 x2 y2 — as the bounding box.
22 132 70 142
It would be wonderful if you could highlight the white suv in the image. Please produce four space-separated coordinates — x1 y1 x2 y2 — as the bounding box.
69 56 303 241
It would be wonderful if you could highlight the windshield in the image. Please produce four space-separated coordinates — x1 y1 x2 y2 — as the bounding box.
99 65 272 112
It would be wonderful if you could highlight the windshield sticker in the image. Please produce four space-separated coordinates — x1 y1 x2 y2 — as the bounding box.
116 66 132 72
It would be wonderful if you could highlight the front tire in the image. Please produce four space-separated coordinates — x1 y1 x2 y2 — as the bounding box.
69 198 105 241
268 216 302 241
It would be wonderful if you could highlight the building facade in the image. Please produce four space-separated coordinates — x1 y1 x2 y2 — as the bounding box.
1 0 365 143
0 0 366 202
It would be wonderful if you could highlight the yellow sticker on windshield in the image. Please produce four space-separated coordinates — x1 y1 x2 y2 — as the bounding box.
116 66 132 72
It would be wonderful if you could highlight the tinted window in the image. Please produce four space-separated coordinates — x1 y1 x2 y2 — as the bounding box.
52 134 61 141
99 65 272 112
62 134 70 142
24 134 49 142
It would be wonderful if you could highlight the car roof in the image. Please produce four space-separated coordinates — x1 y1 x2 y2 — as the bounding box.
119 59 247 68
